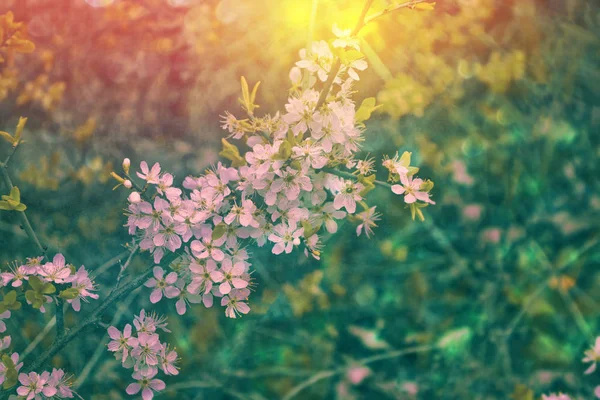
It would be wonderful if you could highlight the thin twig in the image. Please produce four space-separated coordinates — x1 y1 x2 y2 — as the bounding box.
108 243 139 297
364 0 432 26
0 163 48 259
321 167 390 188
3 145 19 168
92 250 130 279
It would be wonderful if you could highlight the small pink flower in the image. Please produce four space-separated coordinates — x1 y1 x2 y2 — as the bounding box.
39 254 72 284
333 179 364 214
190 236 226 262
221 288 251 318
131 333 162 367
391 174 434 205
144 267 180 304
173 280 202 315
268 222 303 255
126 369 165 400
137 161 161 185
159 347 179 376
107 324 139 362
210 258 248 295
355 206 381 238
17 372 54 400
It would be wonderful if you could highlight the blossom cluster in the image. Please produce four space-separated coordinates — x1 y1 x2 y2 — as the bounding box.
117 26 435 318
14 369 73 400
0 254 98 313
107 310 178 400
0 253 90 395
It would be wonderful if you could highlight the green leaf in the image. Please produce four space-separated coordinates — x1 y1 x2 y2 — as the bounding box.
25 290 37 304
358 174 376 197
3 367 17 389
13 116 27 144
42 283 56 295
277 140 292 160
59 288 80 300
0 131 15 146
219 139 246 168
399 151 411 168
212 223 227 240
419 179 434 192
0 187 26 211
355 97 381 123
3 290 16 305
28 275 43 292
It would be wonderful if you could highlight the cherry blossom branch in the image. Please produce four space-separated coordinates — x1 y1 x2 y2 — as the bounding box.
315 0 433 111
16 251 164 377
282 344 437 400
314 0 374 109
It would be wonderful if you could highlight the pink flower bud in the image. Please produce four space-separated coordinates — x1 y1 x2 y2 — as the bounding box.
128 192 141 203
124 180 132 189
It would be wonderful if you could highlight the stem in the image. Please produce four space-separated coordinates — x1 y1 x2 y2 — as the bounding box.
0 162 47 259
3 145 18 167
55 299 64 339
282 344 436 400
321 167 391 188
363 0 432 26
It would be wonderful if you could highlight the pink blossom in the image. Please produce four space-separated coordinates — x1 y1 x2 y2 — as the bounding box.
333 179 364 214
391 174 434 204
137 161 161 185
17 372 55 400
126 369 165 400
173 280 201 315
190 236 226 262
356 206 381 238
108 324 139 362
268 222 303 255
38 254 72 284
131 333 162 367
221 288 251 318
159 347 179 376
210 258 248 295
144 267 180 304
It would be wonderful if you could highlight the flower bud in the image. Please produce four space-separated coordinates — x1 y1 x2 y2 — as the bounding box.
128 192 141 203
123 180 132 189
122 158 131 174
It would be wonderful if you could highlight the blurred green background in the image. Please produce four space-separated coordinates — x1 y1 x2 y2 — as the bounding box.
0 0 599 398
